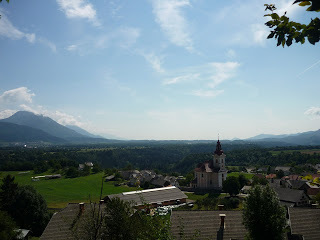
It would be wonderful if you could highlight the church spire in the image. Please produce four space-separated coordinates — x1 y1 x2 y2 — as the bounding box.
214 139 224 156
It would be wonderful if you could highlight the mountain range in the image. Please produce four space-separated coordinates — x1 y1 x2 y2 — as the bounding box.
0 111 117 145
0 111 319 146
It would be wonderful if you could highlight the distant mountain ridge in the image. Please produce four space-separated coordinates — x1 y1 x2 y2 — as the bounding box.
0 122 65 143
246 129 320 146
0 111 116 144
65 125 104 138
1 111 86 140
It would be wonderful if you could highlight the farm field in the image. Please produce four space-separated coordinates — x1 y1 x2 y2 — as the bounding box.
269 149 320 156
228 172 254 179
0 171 138 209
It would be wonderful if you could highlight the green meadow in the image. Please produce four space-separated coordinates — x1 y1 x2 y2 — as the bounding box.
227 172 254 179
0 171 138 209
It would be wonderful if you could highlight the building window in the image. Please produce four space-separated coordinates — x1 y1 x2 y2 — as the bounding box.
201 174 203 178
216 159 218 163
210 180 212 185
222 159 223 163
222 174 224 178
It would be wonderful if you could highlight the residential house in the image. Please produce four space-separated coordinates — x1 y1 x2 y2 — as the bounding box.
275 166 291 175
273 188 310 207
299 182 320 197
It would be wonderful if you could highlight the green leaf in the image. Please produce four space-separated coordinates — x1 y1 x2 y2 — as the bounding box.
271 13 280 20
298 1 311 7
267 32 275 39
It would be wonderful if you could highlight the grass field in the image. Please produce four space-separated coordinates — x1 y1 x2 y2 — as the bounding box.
269 149 320 156
0 171 139 208
228 172 254 179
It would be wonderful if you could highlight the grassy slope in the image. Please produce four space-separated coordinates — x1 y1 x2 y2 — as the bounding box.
269 149 320 156
227 172 254 179
0 171 138 208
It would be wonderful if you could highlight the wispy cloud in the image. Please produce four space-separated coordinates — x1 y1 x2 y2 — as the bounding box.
304 107 320 118
163 73 199 85
208 62 240 88
297 59 320 77
151 0 193 52
138 51 165 73
56 0 100 26
226 49 236 59
0 87 35 104
251 24 269 46
38 37 57 53
162 61 240 98
0 10 36 43
0 109 17 119
66 26 140 55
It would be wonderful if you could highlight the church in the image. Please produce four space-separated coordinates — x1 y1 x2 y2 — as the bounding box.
191 140 227 189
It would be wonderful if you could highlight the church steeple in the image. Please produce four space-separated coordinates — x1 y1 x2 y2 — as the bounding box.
214 139 224 156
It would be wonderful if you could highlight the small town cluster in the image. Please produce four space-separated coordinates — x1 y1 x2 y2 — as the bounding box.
36 141 320 240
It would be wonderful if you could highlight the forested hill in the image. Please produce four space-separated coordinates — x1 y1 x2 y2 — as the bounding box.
0 143 319 174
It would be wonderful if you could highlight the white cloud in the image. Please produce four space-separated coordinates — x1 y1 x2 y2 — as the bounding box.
0 10 36 43
56 0 100 26
66 44 78 51
152 0 193 51
0 87 35 104
19 104 84 127
304 107 320 118
139 51 165 73
0 109 17 119
226 49 236 59
38 37 57 53
163 73 199 85
65 27 140 55
192 89 224 98
208 62 240 88
251 24 269 46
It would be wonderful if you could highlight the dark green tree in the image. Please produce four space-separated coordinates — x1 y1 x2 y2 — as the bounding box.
222 176 240 196
0 175 18 211
276 169 285 179
104 197 171 240
11 185 50 236
265 1 320 46
243 185 286 240
66 166 79 178
0 211 18 240
238 174 248 188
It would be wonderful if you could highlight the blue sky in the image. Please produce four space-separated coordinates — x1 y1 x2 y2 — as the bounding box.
0 0 319 140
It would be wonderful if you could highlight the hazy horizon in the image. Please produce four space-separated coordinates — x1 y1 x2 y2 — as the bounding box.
0 0 319 140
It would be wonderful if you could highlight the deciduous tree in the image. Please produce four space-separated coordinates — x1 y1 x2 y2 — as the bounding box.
265 1 320 46
243 185 286 240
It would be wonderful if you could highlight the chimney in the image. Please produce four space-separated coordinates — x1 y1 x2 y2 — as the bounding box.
219 214 226 229
218 204 224 210
79 202 85 213
99 200 104 205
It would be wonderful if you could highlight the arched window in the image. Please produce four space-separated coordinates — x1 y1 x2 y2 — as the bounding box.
216 159 218 163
